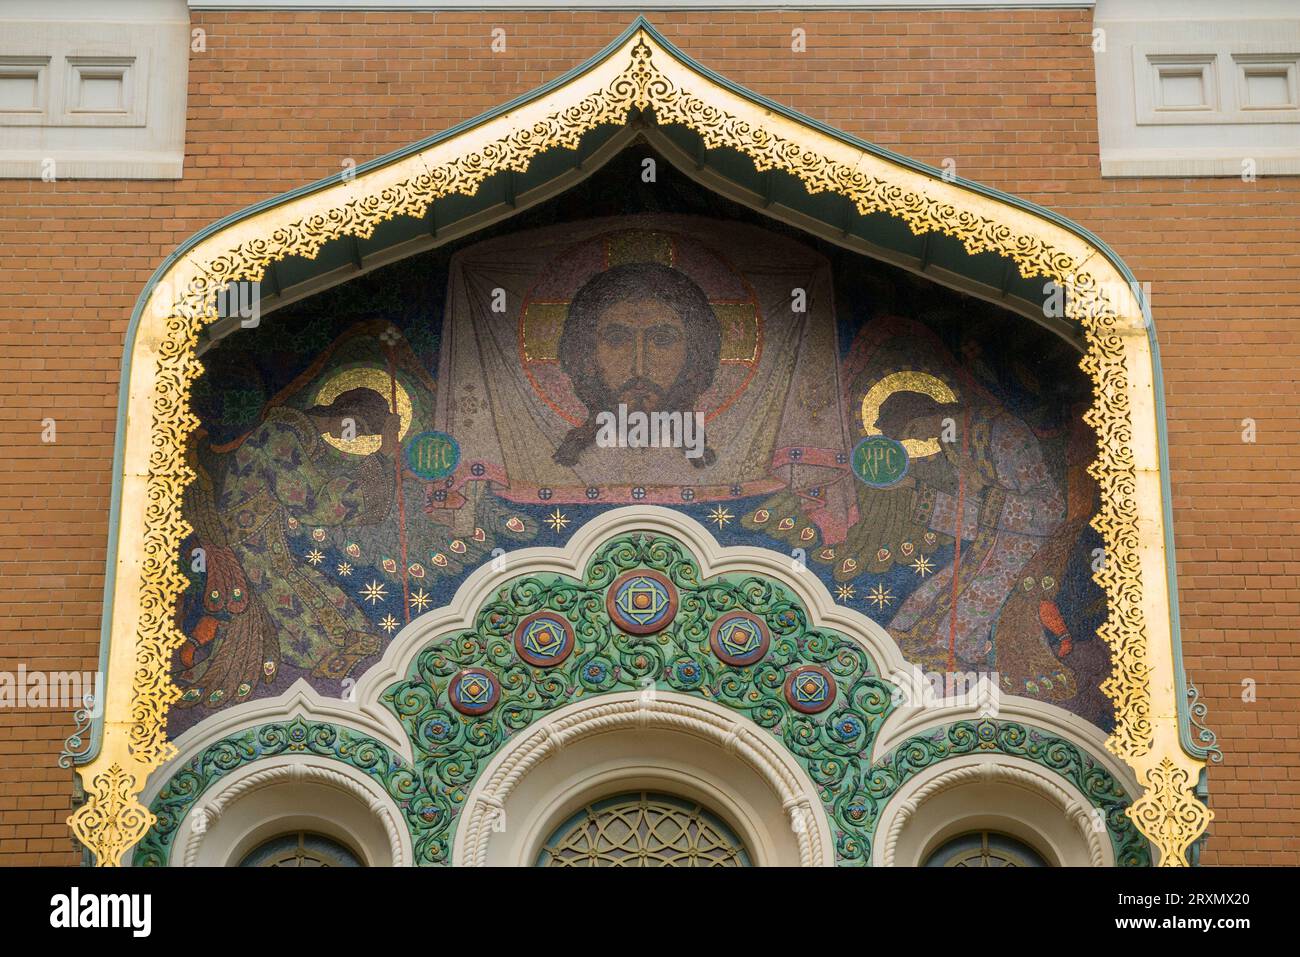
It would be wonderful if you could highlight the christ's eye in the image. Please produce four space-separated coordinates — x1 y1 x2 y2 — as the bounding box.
599 324 633 348
648 325 683 349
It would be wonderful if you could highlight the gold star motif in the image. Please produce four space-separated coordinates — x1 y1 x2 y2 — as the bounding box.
379 615 399 634
306 549 324 566
911 555 935 578
361 580 388 604
336 562 353 577
409 587 431 612
708 506 734 529
868 584 895 609
836 583 855 601
545 508 570 532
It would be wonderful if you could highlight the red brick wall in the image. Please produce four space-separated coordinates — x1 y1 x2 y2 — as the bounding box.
1 8 1294 864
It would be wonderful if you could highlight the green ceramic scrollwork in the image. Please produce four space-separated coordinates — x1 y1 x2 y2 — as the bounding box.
137 531 1147 865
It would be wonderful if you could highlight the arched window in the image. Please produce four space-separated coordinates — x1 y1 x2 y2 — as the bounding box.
924 831 1049 868
238 831 364 868
536 791 752 867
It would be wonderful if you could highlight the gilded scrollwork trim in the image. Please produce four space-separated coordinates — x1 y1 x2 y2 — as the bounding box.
1127 758 1214 868
68 763 155 867
76 20 1206 866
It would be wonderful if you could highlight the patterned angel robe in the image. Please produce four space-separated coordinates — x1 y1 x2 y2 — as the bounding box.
428 213 855 541
196 406 393 702
887 406 1066 671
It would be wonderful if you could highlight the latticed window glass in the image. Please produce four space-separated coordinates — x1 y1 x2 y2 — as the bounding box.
238 831 363 867
536 791 752 867
924 831 1049 868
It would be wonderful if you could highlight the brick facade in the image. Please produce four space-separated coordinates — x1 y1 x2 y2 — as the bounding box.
0 8 1294 865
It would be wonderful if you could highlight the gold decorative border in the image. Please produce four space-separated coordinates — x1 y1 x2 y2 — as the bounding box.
71 25 1208 865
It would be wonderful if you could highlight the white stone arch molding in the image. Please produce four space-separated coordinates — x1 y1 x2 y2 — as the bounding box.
873 754 1114 868
138 750 412 868
867 696 1145 868
135 686 416 863
452 690 836 868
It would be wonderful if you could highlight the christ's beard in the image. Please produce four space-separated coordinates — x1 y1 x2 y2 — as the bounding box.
613 377 670 413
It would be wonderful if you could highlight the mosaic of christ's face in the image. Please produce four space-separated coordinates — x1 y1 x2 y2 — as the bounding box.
559 261 723 427
594 297 688 412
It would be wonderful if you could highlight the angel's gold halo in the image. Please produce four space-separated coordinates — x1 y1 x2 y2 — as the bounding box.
313 366 413 455
860 371 958 458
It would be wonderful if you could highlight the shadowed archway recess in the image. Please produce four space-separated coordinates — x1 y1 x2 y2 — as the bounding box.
74 18 1210 865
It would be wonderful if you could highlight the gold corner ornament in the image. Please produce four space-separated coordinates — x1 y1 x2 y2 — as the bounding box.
68 764 156 867
1128 758 1214 867
75 26 1208 865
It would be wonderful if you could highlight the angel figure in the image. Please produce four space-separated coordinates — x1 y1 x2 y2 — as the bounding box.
178 387 399 708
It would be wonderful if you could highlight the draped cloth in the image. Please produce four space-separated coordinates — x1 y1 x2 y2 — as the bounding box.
429 214 854 539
